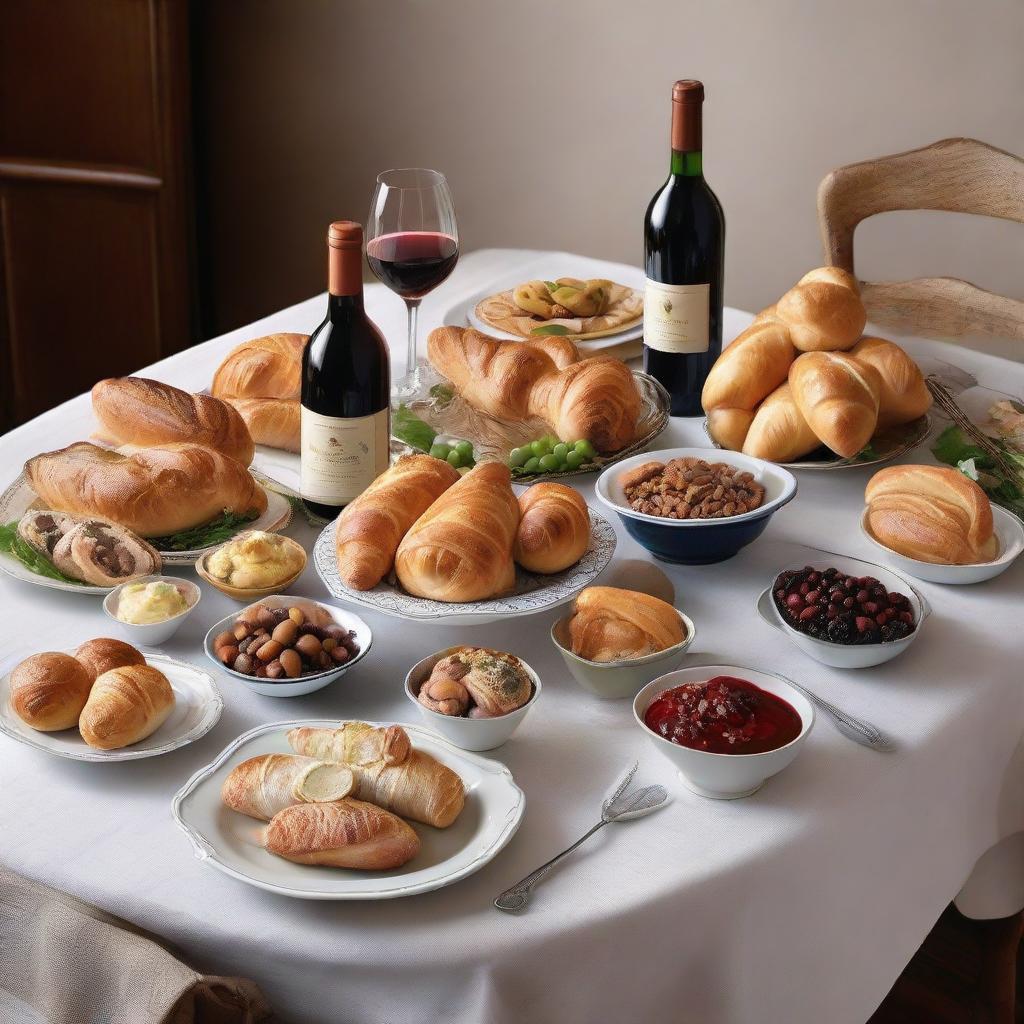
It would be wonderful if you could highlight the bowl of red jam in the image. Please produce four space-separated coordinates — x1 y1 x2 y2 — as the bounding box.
633 665 813 799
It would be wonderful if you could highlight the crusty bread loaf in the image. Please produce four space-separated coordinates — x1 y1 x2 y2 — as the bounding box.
10 652 93 731
78 664 174 750
514 483 590 574
224 398 300 452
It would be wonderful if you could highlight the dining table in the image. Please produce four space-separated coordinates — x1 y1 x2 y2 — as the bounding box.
1 247 1022 1024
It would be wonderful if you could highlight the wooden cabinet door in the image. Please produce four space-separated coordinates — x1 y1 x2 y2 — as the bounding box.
0 0 195 430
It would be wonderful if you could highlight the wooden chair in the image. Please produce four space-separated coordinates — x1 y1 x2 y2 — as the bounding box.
817 137 1024 340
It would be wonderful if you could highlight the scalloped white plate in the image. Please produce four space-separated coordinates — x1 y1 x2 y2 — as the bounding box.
313 507 616 624
172 720 525 900
0 653 223 762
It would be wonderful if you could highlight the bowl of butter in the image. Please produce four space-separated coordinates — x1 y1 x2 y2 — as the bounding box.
196 530 308 601
103 575 201 646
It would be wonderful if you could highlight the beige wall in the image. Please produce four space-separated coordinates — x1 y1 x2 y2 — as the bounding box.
197 0 1024 351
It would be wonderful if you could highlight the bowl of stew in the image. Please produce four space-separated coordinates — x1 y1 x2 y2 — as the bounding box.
633 664 814 799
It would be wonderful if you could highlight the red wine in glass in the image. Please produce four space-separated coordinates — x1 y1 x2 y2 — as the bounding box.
365 231 458 300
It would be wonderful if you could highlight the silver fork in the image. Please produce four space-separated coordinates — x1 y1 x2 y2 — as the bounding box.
495 763 668 913
781 674 895 752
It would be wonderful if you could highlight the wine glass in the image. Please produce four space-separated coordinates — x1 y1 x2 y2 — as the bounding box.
366 168 459 398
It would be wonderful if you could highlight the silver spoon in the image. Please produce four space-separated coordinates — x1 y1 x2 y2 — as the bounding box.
495 763 668 913
780 673 895 752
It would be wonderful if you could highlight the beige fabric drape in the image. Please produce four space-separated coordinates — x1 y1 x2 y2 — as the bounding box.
0 866 274 1024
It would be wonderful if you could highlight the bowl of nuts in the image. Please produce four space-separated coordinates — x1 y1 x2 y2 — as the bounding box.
203 596 371 696
755 554 930 669
595 449 797 565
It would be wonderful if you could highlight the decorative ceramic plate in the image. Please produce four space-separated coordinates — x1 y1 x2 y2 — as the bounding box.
0 653 223 762
0 473 292 582
172 719 525 900
703 414 932 470
313 507 617 625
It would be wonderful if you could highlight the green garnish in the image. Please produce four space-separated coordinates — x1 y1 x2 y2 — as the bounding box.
393 403 437 453
150 509 259 551
0 521 86 585
530 324 572 336
543 281 559 292
932 425 1024 519
429 382 455 406
855 443 881 462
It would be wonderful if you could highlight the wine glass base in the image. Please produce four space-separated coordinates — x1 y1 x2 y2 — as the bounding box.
390 366 427 401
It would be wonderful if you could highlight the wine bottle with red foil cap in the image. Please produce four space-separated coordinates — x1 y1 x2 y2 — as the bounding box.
300 221 391 519
643 80 725 417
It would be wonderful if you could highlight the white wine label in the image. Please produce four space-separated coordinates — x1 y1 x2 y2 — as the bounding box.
300 406 390 506
643 280 710 354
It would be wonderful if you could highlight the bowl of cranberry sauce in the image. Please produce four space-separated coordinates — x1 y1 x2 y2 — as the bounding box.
755 554 929 669
633 666 813 800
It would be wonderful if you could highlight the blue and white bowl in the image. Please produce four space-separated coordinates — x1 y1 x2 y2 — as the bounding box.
596 448 797 565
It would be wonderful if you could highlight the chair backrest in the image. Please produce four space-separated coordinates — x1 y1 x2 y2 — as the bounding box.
817 137 1024 340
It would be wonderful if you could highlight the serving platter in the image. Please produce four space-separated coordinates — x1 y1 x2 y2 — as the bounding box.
313 506 617 625
0 473 292 583
703 414 932 470
0 653 223 762
172 719 525 900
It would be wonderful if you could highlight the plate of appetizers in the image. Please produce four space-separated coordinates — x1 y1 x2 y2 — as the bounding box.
0 645 223 762
172 719 526 900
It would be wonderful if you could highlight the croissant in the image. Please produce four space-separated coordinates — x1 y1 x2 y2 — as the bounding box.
211 333 307 400
78 664 174 750
91 377 254 466
394 462 519 603
335 455 460 590
514 482 590 574
428 327 639 452
263 799 420 869
788 352 881 458
568 586 685 662
24 442 267 537
224 398 300 452
288 724 465 828
865 465 997 565
848 337 932 427
742 382 821 462
417 647 533 717
221 754 354 821
774 267 866 352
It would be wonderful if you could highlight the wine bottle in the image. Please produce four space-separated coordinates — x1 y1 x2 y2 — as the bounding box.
643 79 725 416
300 220 391 519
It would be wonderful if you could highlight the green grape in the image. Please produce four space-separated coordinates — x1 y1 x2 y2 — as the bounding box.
538 453 560 472
523 456 541 473
509 447 529 468
552 442 569 462
574 439 596 460
454 440 474 458
565 450 585 470
446 449 463 468
542 434 560 448
430 443 451 460
530 438 550 458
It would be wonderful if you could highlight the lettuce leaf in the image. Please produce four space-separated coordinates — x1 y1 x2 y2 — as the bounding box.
392 404 437 452
0 521 86 585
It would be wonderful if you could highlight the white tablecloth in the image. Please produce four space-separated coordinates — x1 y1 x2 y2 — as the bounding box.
1 249 1022 1024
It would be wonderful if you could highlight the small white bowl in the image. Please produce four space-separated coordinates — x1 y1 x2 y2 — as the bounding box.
404 647 541 751
102 575 201 646
550 608 696 699
860 505 1024 585
633 665 814 800
755 554 930 669
203 595 372 697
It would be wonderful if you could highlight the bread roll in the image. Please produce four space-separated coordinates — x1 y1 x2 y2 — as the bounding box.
211 333 307 400
865 465 997 565
25 442 267 538
417 647 533 717
849 337 932 427
514 483 590 574
10 653 93 731
742 382 821 462
221 754 355 821
788 352 881 458
395 462 519 603
335 455 460 590
224 398 300 452
78 664 174 750
775 268 866 352
92 377 254 466
74 638 146 682
263 799 420 869
567 586 685 662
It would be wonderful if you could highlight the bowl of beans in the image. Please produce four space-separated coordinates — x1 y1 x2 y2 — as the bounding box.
202 596 372 696
595 449 797 564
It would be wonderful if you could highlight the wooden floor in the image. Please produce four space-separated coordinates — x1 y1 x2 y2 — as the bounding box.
869 905 1024 1023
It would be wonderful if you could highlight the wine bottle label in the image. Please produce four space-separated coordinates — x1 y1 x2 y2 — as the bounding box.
300 406 390 506
643 280 710 354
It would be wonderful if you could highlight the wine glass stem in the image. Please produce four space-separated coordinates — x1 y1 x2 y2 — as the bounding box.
405 299 421 380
